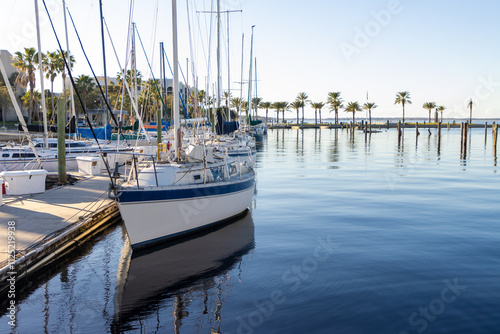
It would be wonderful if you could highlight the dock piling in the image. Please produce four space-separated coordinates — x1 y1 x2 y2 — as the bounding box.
485 122 488 147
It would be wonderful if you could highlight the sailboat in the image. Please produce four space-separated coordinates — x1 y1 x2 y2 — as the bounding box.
113 0 255 249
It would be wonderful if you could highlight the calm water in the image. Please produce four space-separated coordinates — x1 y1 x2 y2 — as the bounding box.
1 127 499 334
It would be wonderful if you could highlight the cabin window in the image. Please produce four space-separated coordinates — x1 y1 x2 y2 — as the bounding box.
193 174 201 180
12 153 36 158
2 153 10 157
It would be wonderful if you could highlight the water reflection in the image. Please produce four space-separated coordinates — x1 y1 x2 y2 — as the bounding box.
328 129 339 169
112 211 255 333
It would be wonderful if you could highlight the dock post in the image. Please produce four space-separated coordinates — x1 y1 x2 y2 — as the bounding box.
462 122 468 159
57 98 67 185
493 122 498 153
460 123 464 159
437 121 441 154
485 122 488 147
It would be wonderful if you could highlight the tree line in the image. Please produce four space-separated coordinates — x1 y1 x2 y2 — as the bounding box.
248 91 456 125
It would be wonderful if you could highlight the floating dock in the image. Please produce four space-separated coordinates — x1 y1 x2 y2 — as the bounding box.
0 174 120 293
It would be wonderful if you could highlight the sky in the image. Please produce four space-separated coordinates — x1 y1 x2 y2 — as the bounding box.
1 0 500 120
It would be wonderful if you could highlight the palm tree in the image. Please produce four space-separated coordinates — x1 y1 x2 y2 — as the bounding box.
223 91 232 112
43 51 62 123
290 100 302 125
345 101 361 124
21 90 41 116
310 102 317 124
198 90 206 105
310 102 325 125
260 101 271 123
271 102 280 124
423 102 437 123
326 92 342 124
363 102 378 126
296 92 308 124
252 97 263 119
394 91 412 123
275 101 289 123
13 47 42 124
466 98 473 123
316 102 325 124
74 75 95 113
58 51 75 121
231 97 242 117
437 105 446 122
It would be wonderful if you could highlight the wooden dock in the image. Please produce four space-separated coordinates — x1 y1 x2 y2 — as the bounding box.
0 174 120 293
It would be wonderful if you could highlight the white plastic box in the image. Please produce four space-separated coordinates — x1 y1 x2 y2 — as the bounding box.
0 169 48 195
76 156 103 176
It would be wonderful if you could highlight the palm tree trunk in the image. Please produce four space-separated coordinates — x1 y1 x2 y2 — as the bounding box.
402 103 405 123
301 107 304 124
296 110 299 124
276 111 279 123
319 110 322 124
51 80 55 124
315 109 317 124
428 110 431 123
266 109 268 123
369 110 372 126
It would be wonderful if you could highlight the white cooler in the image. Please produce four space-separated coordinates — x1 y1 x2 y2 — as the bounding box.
76 156 103 176
0 170 48 195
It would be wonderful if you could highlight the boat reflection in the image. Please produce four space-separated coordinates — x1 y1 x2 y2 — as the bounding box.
112 211 255 333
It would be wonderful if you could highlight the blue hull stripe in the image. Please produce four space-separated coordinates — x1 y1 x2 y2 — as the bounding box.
118 178 254 203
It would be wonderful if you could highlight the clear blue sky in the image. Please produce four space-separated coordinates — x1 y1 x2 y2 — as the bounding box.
1 0 500 119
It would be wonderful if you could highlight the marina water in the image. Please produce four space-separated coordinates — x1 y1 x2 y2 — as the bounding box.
1 127 499 333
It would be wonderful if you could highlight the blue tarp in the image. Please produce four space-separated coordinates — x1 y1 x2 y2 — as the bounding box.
77 124 112 140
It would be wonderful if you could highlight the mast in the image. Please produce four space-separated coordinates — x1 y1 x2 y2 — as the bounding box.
239 33 244 121
227 12 230 121
99 0 108 139
247 25 255 126
216 0 221 109
63 0 77 139
172 0 180 160
158 41 164 145
254 57 257 118
34 0 48 149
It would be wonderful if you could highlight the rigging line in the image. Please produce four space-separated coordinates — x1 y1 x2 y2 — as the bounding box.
161 48 189 118
41 0 115 186
134 25 170 121
43 1 101 148
103 18 150 144
148 0 160 74
66 7 129 145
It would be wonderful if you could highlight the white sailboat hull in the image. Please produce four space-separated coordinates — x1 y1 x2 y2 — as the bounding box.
117 177 255 249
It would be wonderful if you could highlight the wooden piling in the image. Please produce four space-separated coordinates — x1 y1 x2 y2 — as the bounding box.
57 98 67 185
485 122 488 147
460 123 464 158
461 122 469 159
397 121 402 146
437 122 441 154
493 122 498 153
